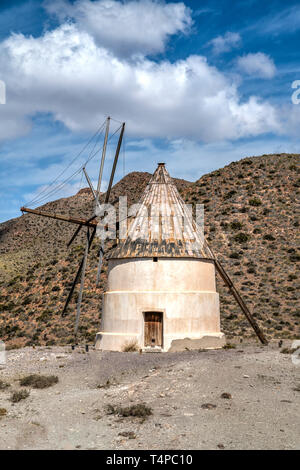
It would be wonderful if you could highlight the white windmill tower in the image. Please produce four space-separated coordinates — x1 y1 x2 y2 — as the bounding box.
96 163 225 352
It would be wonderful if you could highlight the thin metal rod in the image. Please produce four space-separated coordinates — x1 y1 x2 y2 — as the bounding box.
67 225 82 248
105 122 125 204
84 167 104 286
95 116 110 206
83 167 97 200
96 243 104 286
95 123 125 285
62 227 96 316
74 228 90 336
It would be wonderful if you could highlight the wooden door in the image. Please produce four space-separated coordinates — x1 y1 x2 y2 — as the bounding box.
144 312 163 347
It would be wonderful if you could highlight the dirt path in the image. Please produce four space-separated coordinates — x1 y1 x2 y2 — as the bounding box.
0 342 299 449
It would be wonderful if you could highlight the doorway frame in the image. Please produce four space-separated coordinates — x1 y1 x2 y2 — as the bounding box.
142 310 164 350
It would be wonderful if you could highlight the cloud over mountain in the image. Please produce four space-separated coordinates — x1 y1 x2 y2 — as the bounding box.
0 6 280 143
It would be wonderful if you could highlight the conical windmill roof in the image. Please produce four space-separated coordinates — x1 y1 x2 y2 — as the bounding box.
109 163 212 260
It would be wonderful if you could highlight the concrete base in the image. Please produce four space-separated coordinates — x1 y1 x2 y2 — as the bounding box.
95 332 226 352
168 333 226 352
95 332 139 352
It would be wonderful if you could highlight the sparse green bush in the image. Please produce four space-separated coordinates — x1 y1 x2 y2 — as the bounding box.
234 232 250 243
37 312 51 322
230 220 243 230
263 234 275 241
22 295 32 306
224 190 237 200
249 198 262 206
247 266 256 274
2 302 15 312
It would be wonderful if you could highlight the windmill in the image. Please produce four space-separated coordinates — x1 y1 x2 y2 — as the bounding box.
21 118 268 346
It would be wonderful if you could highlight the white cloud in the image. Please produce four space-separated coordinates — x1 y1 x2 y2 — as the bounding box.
237 52 276 79
44 0 192 57
248 5 300 36
0 22 281 144
208 31 241 55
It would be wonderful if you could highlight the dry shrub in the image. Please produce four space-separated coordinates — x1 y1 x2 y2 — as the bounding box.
201 403 217 409
10 390 30 403
106 403 152 418
223 343 236 349
280 347 298 355
97 379 114 389
118 431 136 439
220 392 232 399
122 340 138 352
19 374 58 389
0 380 10 391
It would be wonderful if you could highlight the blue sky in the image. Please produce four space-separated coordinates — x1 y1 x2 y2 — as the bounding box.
0 0 299 222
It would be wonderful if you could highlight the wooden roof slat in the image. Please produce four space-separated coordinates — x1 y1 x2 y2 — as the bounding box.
109 163 210 260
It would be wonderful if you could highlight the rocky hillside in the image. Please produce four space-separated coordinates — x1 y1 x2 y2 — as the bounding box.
0 154 299 348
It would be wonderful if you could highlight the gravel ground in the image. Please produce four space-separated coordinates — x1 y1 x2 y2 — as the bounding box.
0 341 299 450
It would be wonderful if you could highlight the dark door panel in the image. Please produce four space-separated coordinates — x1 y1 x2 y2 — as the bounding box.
144 312 163 347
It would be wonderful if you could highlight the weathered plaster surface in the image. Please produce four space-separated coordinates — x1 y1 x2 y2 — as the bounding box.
96 258 225 351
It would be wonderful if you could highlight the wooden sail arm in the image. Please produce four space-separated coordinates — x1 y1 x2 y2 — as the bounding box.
201 240 268 344
20 207 98 228
214 258 268 345
20 206 119 234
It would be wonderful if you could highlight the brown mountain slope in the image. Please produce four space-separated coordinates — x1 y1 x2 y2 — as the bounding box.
0 154 299 348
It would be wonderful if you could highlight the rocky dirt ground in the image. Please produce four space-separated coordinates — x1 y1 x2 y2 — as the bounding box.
0 341 299 450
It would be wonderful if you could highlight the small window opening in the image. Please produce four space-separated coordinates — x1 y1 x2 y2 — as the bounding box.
153 257 158 262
